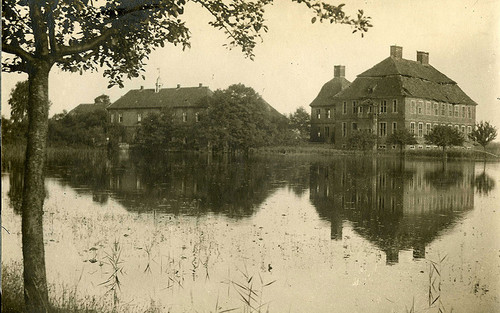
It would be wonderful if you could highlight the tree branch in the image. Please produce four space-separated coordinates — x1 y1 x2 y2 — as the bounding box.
56 28 116 57
2 43 36 63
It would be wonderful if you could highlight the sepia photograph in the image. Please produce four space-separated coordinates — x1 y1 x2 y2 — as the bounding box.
1 0 499 312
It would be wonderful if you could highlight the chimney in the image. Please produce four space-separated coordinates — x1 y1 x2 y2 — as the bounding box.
140 85 144 90
334 65 345 78
177 84 181 89
416 51 429 65
199 83 203 87
390 45 403 59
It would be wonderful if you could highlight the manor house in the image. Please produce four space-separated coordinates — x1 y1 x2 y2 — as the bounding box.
107 80 212 143
310 46 477 149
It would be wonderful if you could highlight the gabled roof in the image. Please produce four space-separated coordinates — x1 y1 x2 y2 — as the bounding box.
69 102 108 115
309 77 351 107
107 86 213 110
335 57 477 106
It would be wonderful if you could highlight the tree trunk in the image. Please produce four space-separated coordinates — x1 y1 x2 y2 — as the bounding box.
22 62 51 313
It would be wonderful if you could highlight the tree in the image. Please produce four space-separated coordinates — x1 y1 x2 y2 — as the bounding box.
386 128 418 154
468 121 497 155
197 84 283 153
288 107 311 142
347 130 377 151
2 1 371 310
8 80 29 123
424 125 464 158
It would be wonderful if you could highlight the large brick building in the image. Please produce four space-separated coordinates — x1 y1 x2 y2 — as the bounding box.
107 81 212 142
310 46 477 149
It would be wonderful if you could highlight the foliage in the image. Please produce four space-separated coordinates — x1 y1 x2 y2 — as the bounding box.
288 107 311 142
198 84 286 152
134 84 293 152
424 125 464 151
469 121 497 150
134 109 176 151
2 0 371 81
386 128 418 152
8 80 29 123
347 130 377 151
1 116 28 145
48 106 124 147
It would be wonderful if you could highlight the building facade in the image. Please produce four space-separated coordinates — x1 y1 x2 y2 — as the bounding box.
310 46 477 149
107 82 212 142
309 65 351 143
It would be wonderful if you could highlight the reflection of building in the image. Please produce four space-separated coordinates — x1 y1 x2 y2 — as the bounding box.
310 46 477 149
310 159 474 265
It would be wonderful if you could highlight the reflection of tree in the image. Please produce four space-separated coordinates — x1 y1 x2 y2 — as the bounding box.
119 153 311 218
6 151 310 219
310 158 474 265
474 171 495 196
424 168 463 190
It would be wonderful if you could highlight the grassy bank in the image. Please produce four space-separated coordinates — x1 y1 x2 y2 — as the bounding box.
1 262 162 313
257 142 500 161
3 142 499 163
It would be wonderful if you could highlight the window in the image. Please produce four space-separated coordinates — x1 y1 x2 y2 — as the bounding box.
358 106 363 114
467 106 472 119
411 100 416 114
392 100 397 113
467 126 472 134
342 122 347 137
417 101 423 114
326 109 331 119
110 114 115 123
343 102 347 114
352 122 358 131
380 100 387 113
317 127 321 139
195 112 200 122
426 102 431 115
325 126 330 137
454 105 459 117
118 113 123 123
368 105 372 113
137 113 142 122
182 112 187 122
441 103 446 115
352 101 357 114
433 103 439 115
461 125 465 133
392 122 397 134
461 106 466 118
379 122 387 137
448 104 453 116
426 123 431 134
418 123 423 137
455 125 459 131
316 109 321 119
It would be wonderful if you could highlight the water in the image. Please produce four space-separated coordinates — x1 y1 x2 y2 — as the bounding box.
2 152 499 312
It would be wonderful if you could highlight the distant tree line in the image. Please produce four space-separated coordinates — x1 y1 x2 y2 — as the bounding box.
2 81 124 148
134 84 311 153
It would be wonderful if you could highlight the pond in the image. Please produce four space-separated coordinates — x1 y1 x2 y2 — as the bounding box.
2 152 499 312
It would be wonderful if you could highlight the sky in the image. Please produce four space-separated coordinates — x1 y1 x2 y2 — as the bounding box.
1 0 499 129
